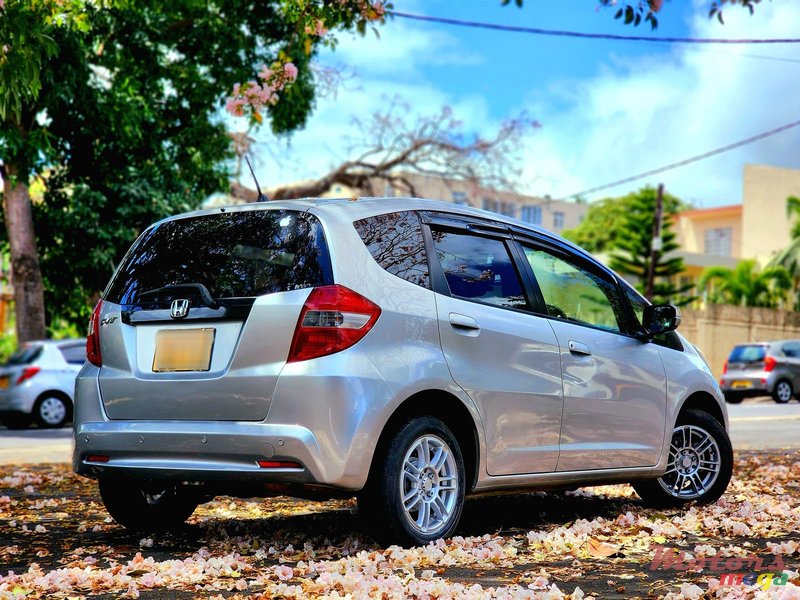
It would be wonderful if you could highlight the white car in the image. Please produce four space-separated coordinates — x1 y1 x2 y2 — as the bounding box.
0 339 86 429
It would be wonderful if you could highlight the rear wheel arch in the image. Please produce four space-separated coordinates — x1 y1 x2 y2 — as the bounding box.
677 392 725 428
367 390 480 491
35 390 73 413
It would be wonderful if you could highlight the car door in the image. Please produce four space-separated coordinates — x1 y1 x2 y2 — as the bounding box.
424 217 563 476
517 240 668 472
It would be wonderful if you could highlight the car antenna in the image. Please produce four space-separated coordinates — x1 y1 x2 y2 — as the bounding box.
244 155 269 202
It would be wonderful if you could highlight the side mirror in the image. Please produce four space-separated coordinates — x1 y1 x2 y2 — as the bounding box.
642 304 681 337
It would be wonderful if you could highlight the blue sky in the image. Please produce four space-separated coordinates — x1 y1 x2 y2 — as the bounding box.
249 0 800 208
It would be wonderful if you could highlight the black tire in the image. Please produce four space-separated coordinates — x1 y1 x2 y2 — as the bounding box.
358 416 466 547
772 379 793 404
99 478 199 532
32 394 71 428
723 392 744 404
633 409 733 509
0 412 32 430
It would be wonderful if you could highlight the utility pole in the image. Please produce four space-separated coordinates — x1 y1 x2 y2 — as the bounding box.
645 183 664 301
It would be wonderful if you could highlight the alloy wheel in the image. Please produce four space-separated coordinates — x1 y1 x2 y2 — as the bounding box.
658 424 721 499
39 397 67 426
776 381 793 403
399 434 458 536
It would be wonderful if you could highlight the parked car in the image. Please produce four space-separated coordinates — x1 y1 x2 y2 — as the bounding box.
0 339 86 429
73 198 732 546
719 340 800 404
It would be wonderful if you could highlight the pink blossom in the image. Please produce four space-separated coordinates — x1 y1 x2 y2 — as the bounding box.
283 62 298 81
274 565 293 581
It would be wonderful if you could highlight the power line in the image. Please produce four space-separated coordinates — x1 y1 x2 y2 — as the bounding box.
390 11 800 45
564 118 800 199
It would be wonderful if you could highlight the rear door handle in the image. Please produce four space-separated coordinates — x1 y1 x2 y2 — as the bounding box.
568 340 591 356
449 313 480 332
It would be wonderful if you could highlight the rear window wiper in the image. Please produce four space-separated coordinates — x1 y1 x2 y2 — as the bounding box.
139 283 220 310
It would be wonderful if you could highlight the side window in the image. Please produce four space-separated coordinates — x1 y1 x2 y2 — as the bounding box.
782 342 800 357
431 230 528 310
523 247 621 332
353 212 430 289
60 344 87 365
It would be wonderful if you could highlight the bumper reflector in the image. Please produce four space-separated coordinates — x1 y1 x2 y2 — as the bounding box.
257 460 302 469
86 455 110 463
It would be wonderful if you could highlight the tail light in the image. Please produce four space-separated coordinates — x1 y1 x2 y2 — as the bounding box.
764 356 777 372
288 285 381 363
16 366 40 385
721 360 728 374
87 300 103 367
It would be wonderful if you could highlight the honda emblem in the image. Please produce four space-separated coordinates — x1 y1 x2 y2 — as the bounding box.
170 299 190 319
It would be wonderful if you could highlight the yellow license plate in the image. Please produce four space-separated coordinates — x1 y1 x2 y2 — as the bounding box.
152 328 215 372
731 380 752 389
0 376 8 390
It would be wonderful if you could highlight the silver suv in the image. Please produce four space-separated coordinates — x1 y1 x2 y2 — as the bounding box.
719 341 800 404
74 198 732 546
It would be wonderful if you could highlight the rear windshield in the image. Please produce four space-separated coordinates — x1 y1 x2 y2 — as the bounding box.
728 345 767 363
105 210 333 305
4 345 43 366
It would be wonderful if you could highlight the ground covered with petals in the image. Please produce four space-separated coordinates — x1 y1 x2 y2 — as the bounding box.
0 450 798 599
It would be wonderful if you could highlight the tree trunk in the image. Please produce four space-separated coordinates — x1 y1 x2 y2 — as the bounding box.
2 162 46 343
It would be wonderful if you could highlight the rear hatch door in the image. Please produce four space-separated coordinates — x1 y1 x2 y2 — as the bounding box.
98 208 332 421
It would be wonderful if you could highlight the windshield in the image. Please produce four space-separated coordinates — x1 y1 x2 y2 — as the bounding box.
105 210 333 306
728 345 767 363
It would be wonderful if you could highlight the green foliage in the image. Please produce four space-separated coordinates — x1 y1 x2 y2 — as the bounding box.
562 196 632 254
698 260 791 308
0 334 16 364
1 1 384 329
767 195 800 310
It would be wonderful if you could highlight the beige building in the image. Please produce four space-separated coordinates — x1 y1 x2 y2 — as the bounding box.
672 163 800 290
327 172 588 236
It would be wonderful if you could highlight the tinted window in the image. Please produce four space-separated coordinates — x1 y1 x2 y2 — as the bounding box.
729 345 767 362
353 212 429 288
524 247 621 332
782 342 800 357
4 345 43 366
431 230 527 310
60 344 87 365
105 210 332 305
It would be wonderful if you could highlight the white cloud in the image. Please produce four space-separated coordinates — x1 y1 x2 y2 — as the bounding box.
518 4 800 206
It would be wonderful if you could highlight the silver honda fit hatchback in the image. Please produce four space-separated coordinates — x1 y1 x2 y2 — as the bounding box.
73 198 732 546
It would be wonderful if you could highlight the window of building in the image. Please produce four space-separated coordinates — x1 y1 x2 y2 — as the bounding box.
553 211 565 229
431 230 528 311
482 197 499 213
451 191 467 205
704 227 733 256
521 205 542 225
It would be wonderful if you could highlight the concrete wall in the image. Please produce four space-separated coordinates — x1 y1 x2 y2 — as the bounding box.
680 305 800 378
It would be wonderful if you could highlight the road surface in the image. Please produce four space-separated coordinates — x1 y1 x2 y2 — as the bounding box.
0 397 797 464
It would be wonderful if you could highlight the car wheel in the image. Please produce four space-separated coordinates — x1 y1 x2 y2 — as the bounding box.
0 412 33 430
358 416 465 546
633 409 733 509
33 394 70 428
99 478 199 532
723 392 744 404
772 379 793 404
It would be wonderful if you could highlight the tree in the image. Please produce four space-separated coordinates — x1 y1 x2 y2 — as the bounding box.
698 260 791 308
562 196 633 254
606 187 691 304
1 0 387 338
505 0 767 29
249 99 539 201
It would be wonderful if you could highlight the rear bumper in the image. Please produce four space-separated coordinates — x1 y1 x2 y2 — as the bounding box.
0 389 32 413
73 420 325 486
719 372 774 396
